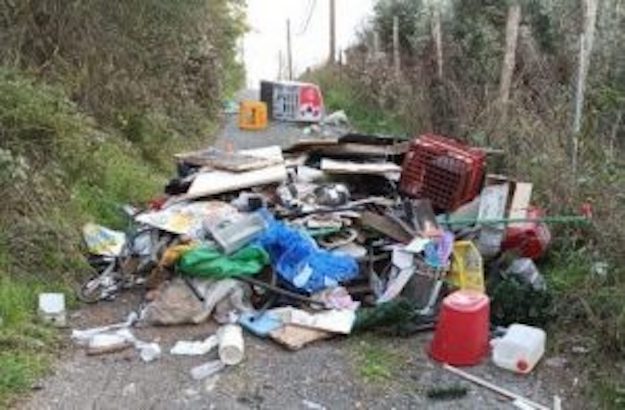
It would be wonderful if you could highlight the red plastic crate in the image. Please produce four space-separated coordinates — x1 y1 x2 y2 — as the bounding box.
400 134 485 211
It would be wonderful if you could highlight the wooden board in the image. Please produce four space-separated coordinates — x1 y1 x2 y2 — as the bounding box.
183 146 287 199
269 325 332 351
508 182 533 225
360 211 414 243
315 142 410 157
175 146 281 172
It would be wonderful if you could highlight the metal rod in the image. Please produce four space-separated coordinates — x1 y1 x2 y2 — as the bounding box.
443 364 550 410
439 215 589 226
234 275 324 307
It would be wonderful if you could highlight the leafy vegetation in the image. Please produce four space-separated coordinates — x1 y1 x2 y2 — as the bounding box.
0 0 246 404
303 66 407 135
0 278 67 406
313 0 624 406
350 337 405 384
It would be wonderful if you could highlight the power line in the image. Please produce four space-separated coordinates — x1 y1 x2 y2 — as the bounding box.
296 0 317 36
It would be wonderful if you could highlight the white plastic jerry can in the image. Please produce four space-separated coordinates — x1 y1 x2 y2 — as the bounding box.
492 324 546 374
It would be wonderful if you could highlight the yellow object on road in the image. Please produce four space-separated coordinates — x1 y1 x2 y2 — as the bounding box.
239 100 267 130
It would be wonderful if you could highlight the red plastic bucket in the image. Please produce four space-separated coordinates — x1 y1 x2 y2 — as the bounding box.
430 290 490 366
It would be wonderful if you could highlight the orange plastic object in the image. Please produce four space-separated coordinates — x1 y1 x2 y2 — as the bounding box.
430 290 490 366
239 100 268 130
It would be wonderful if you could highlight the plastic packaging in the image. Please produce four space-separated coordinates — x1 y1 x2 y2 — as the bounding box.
191 360 226 380
492 324 546 374
505 258 546 291
218 324 245 365
448 241 484 292
258 221 358 293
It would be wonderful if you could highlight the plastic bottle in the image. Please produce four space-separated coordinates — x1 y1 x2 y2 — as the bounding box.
190 360 226 380
218 324 245 365
492 324 546 374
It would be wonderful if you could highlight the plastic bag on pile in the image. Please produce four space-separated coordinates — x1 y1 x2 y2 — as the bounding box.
142 278 253 325
258 221 358 294
82 223 126 257
177 245 269 279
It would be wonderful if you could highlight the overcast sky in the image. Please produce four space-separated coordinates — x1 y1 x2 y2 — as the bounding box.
243 0 376 87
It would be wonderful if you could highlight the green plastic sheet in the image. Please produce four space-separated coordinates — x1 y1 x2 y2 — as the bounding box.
178 245 269 279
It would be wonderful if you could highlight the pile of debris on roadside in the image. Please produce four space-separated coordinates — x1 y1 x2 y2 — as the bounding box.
70 131 589 397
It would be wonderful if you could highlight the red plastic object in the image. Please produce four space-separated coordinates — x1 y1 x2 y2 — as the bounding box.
400 134 486 211
430 290 490 366
502 207 551 260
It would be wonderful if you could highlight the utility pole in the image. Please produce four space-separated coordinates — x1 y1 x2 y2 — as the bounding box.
329 0 336 63
393 15 400 77
431 4 443 81
373 31 380 57
286 19 293 80
499 2 521 107
572 0 599 173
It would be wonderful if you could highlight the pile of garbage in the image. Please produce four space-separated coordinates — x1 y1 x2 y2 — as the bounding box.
68 132 588 394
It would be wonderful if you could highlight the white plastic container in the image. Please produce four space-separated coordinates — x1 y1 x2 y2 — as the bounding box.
492 324 546 374
38 293 66 327
217 324 245 365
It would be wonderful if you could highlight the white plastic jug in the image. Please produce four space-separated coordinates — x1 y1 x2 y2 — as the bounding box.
492 324 546 374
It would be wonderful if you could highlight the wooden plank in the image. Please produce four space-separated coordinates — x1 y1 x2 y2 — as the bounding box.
315 142 409 157
184 146 287 199
269 325 331 351
508 182 533 225
360 211 413 243
175 146 282 172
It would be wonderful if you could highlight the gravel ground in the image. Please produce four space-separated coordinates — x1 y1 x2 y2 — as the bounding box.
20 291 578 410
18 93 587 409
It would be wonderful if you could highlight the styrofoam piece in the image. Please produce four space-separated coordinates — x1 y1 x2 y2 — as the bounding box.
320 159 401 175
271 307 355 334
170 335 218 356
88 331 131 349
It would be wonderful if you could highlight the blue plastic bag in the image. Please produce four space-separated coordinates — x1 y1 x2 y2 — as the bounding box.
257 221 359 294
